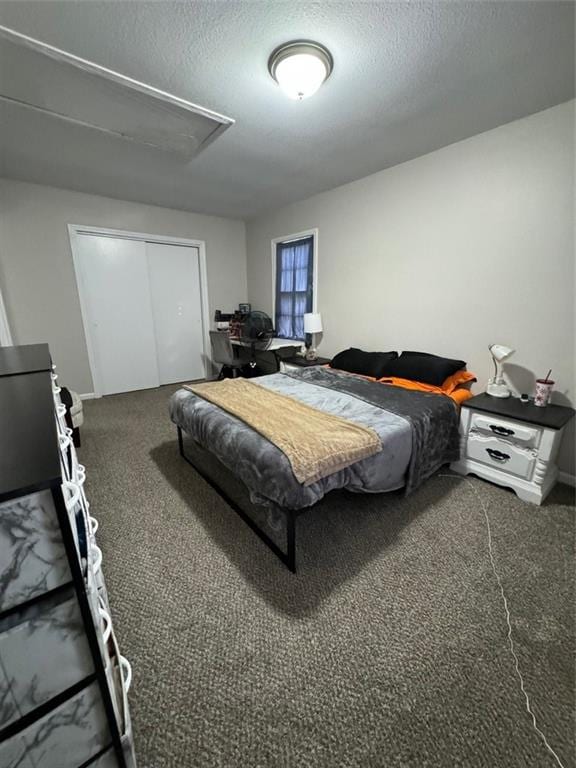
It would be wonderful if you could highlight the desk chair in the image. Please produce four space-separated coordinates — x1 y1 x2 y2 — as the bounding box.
209 331 246 379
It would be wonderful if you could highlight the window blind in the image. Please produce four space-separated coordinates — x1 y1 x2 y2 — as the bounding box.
275 236 314 340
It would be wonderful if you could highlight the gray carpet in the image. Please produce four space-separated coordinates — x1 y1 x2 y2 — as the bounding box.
80 385 575 768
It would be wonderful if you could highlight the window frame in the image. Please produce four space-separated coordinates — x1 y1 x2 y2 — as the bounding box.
271 228 318 341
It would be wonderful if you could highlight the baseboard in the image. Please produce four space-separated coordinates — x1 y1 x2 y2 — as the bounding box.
558 471 576 488
79 392 99 400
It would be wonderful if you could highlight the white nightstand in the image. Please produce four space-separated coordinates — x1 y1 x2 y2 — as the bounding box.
451 393 574 505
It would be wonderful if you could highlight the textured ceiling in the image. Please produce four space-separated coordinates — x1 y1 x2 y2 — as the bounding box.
0 1 573 219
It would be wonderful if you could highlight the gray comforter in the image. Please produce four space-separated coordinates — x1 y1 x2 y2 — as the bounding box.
169 367 460 510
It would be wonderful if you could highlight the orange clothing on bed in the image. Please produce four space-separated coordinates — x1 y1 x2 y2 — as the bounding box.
440 369 478 394
324 364 476 403
449 387 474 405
376 370 477 403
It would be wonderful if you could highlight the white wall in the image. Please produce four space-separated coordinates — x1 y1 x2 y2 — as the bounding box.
247 102 575 476
0 179 247 393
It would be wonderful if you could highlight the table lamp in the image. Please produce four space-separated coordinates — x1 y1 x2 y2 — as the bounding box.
487 344 514 398
304 313 323 360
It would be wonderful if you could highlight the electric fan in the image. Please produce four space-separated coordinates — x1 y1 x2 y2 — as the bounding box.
239 311 275 373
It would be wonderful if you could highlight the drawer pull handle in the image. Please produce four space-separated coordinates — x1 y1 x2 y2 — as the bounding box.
486 448 510 462
62 480 81 510
489 425 515 437
99 605 112 644
120 655 133 692
91 545 103 574
74 463 87 485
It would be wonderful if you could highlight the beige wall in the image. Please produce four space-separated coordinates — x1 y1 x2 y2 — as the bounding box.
247 102 575 476
0 179 247 393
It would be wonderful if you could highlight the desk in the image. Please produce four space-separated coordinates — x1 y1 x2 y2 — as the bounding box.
230 338 300 374
230 338 301 351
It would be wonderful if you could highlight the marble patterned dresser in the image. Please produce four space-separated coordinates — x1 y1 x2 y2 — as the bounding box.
0 344 136 768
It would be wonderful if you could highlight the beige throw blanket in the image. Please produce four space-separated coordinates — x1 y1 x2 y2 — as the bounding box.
185 379 382 486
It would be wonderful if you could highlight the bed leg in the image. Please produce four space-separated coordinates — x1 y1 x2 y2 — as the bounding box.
286 510 297 574
178 427 300 574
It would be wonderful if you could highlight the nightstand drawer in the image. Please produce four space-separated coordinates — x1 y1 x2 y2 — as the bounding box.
470 412 540 447
466 434 536 479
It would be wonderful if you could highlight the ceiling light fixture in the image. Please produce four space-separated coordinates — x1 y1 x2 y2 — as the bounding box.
268 41 333 100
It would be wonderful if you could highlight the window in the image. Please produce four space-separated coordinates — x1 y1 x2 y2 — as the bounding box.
274 235 314 340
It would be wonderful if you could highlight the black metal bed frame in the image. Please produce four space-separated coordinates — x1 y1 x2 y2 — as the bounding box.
177 426 305 573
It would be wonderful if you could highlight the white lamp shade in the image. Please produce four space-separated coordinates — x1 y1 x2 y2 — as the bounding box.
304 312 323 334
489 344 514 363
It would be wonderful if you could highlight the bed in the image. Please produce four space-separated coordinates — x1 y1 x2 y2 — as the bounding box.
170 361 466 573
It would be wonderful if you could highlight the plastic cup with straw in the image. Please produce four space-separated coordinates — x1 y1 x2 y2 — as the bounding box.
535 369 554 407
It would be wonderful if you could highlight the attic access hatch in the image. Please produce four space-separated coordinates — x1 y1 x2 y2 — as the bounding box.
0 24 234 159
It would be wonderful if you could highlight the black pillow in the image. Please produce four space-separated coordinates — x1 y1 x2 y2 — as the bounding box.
383 351 466 387
329 348 398 379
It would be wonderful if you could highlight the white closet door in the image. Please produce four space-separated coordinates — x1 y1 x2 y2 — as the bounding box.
146 243 204 384
76 235 160 395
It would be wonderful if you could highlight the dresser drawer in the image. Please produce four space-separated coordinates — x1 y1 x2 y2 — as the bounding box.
0 655 18 728
469 412 540 447
89 747 121 768
466 434 536 479
0 594 94 728
0 734 35 768
0 680 111 768
0 490 71 613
